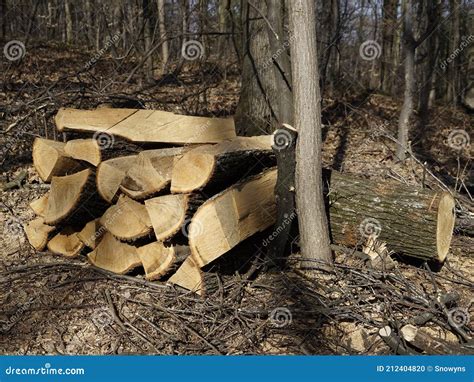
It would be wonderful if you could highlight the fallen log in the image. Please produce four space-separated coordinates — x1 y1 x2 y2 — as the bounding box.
137 242 189 280
190 168 456 267
96 155 138 203
47 228 84 257
24 217 55 251
87 232 142 274
55 107 236 144
43 169 105 225
120 148 184 200
32 138 81 182
145 193 204 241
100 195 153 241
171 136 275 193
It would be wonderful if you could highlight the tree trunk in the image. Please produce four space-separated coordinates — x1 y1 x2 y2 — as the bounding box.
157 0 169 73
447 0 460 105
64 0 73 44
142 0 154 79
235 0 284 136
396 0 415 161
289 0 333 269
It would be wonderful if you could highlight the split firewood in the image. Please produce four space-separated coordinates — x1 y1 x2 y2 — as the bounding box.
120 148 184 200
171 136 275 193
43 168 105 225
400 325 469 354
32 138 82 182
96 154 138 203
77 218 102 249
87 232 142 274
362 236 396 270
168 257 205 296
137 242 190 280
190 168 278 267
24 217 55 251
144 193 204 242
47 228 84 257
55 107 236 144
29 193 49 217
64 139 102 166
99 195 152 241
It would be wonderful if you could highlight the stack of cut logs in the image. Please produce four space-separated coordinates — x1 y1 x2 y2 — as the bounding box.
25 107 456 296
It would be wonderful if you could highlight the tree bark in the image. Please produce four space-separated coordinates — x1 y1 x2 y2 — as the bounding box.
289 0 333 269
64 0 73 45
396 0 415 161
157 0 169 73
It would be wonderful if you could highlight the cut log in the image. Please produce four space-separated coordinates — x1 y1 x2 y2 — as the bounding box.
87 232 142 274
64 139 101 166
189 168 456 267
32 138 81 182
77 218 103 249
24 217 55 251
326 170 456 263
47 228 84 257
43 169 103 225
29 193 49 217
96 155 138 203
100 195 152 241
137 242 189 280
400 324 467 354
168 257 205 296
171 136 275 193
55 107 236 144
145 193 204 241
120 148 184 200
190 168 278 267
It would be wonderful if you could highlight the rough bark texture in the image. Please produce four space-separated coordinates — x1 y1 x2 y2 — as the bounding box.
235 0 291 135
396 0 416 160
325 170 455 263
289 0 333 268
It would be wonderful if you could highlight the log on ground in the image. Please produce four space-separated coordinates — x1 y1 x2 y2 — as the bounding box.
137 242 189 280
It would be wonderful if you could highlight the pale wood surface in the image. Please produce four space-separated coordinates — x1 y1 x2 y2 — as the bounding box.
96 155 138 203
168 256 204 296
47 228 84 257
64 139 101 166
55 108 236 144
24 217 55 251
87 232 142 274
100 195 152 241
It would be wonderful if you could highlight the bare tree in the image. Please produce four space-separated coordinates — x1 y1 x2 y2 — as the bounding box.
289 0 332 269
157 0 169 73
396 0 415 160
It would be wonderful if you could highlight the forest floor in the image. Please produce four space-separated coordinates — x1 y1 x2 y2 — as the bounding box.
0 44 472 354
